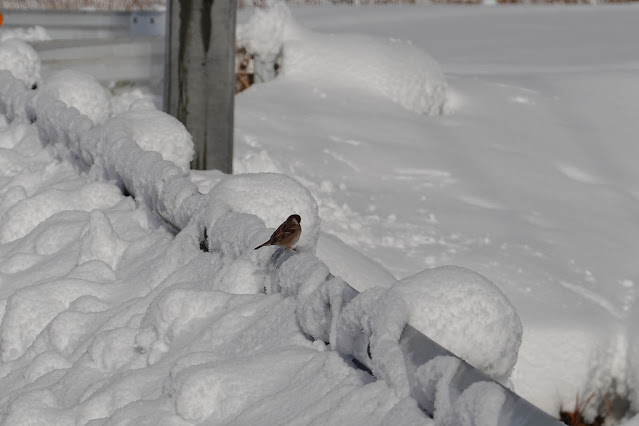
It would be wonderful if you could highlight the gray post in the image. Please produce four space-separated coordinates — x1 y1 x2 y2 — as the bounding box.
165 0 235 173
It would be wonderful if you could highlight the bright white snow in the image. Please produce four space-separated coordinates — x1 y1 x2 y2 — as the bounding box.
1 2 639 425
40 69 112 125
236 2 448 115
234 4 639 424
0 39 40 88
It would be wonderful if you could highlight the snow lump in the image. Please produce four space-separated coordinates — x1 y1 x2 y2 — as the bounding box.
392 265 523 381
40 69 111 125
97 100 194 171
0 39 40 89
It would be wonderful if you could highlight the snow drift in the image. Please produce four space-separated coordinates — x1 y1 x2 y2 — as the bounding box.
236 2 448 115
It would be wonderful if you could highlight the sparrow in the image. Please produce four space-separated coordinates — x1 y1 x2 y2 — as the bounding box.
254 214 301 251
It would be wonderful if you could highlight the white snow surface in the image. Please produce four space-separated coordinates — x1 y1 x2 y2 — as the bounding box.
40 69 111 125
0 39 40 88
234 4 639 424
0 67 446 424
89 99 194 173
1 3 639 425
206 172 320 253
237 2 448 115
393 266 522 382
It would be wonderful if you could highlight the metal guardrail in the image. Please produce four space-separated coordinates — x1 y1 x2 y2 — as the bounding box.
30 36 164 83
0 9 165 39
1 10 165 83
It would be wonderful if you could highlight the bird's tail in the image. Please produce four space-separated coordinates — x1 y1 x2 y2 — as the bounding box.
254 242 269 250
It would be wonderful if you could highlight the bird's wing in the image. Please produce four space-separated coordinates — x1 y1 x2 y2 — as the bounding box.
270 221 299 244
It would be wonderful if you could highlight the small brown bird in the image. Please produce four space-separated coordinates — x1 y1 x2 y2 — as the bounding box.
254 214 301 251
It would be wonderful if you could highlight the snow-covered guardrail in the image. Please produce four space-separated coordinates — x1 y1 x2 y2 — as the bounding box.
0 57 560 424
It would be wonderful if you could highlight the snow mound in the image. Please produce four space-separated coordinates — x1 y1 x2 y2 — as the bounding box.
206 172 320 253
0 181 123 244
392 266 522 381
0 26 51 43
237 2 447 115
285 34 447 115
100 101 194 171
40 70 111 125
110 87 159 117
0 39 40 88
236 2 304 62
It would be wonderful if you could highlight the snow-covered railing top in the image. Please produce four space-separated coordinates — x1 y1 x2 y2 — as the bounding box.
0 66 560 425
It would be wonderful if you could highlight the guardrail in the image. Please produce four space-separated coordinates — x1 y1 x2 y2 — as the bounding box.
30 36 164 83
0 9 165 39
0 64 561 425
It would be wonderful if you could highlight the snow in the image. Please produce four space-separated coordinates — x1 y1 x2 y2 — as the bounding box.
1 2 638 424
0 60 439 424
92 100 194 172
236 2 448 114
0 39 40 88
236 2 304 62
234 4 639 423
436 381 506 426
206 172 320 253
393 265 522 382
0 180 123 244
40 70 111 125
416 356 507 425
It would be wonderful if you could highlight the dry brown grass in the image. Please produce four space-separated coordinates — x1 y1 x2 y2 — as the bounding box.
235 46 254 94
559 394 607 426
0 0 163 10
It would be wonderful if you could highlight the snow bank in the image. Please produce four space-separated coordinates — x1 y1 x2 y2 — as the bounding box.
393 266 522 381
0 26 51 43
237 2 447 115
40 70 111 125
0 39 40 88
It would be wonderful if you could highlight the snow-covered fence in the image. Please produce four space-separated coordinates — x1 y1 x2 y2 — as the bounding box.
0 65 560 424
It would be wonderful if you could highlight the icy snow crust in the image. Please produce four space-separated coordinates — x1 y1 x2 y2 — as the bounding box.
0 35 522 423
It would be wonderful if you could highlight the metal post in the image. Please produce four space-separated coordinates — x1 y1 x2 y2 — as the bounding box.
165 0 235 173
205 0 235 173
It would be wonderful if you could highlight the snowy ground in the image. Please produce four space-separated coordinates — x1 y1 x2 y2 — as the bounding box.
233 4 639 422
1 3 639 424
